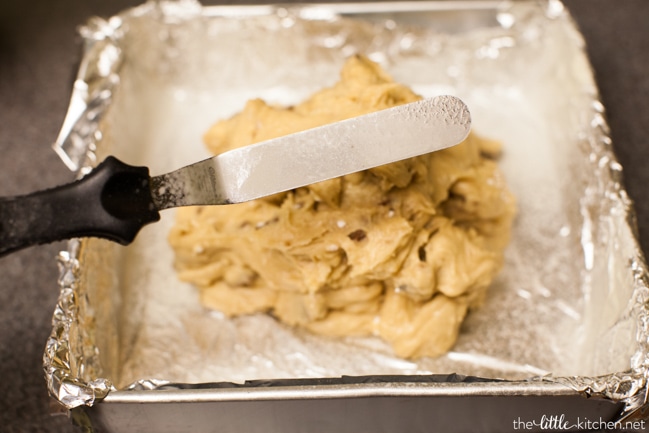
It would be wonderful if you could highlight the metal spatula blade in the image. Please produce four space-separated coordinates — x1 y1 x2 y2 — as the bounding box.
151 96 470 209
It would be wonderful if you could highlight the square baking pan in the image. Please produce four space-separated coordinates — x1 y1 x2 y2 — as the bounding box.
46 1 649 431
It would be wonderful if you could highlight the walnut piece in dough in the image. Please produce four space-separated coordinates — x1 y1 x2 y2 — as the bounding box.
169 55 516 359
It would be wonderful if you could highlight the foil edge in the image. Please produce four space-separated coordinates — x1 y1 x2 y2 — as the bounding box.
536 2 649 419
43 241 114 409
51 16 123 173
43 8 134 410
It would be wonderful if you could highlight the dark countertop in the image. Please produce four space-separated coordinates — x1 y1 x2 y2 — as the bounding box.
0 1 647 432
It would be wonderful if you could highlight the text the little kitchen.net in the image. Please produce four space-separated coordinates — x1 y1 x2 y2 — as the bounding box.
512 414 645 431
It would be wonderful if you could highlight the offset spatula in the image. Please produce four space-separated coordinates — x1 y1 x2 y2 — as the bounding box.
0 96 470 257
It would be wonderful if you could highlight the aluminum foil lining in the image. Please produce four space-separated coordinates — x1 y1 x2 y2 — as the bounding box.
45 0 649 419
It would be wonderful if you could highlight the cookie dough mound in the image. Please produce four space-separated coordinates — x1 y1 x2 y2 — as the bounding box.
169 55 516 359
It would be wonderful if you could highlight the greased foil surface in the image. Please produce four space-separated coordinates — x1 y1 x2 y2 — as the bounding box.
45 0 649 420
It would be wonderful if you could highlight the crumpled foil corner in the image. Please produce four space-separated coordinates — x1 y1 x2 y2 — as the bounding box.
43 242 113 408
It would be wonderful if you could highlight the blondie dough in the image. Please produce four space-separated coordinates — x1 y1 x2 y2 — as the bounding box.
169 55 516 358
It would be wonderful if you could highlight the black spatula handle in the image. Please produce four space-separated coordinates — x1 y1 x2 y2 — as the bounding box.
0 156 160 257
